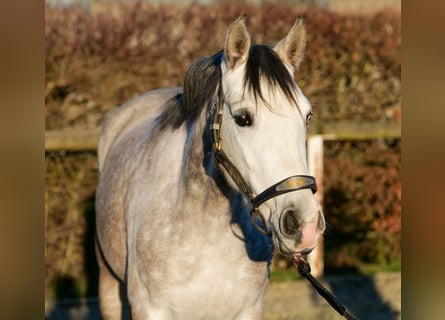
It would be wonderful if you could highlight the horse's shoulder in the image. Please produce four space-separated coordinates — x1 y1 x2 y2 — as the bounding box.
97 87 183 169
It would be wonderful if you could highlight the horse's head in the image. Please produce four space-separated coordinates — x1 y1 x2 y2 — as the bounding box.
213 16 325 256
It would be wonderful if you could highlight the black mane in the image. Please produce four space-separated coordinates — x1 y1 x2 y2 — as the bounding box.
158 45 297 130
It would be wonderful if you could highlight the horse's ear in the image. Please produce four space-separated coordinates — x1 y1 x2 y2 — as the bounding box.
274 17 306 71
224 15 251 69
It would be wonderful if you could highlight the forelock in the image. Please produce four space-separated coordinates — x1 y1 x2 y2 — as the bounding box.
243 45 298 108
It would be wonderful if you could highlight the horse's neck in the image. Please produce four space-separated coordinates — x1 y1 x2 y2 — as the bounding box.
177 113 274 260
179 113 234 217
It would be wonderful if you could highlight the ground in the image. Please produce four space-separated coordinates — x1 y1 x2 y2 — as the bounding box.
45 272 400 320
265 272 401 320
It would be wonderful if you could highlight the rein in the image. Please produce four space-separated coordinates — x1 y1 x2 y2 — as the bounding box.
210 85 317 236
293 255 358 320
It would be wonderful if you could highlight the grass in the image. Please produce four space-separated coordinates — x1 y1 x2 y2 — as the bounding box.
270 259 401 283
270 268 304 282
358 260 401 275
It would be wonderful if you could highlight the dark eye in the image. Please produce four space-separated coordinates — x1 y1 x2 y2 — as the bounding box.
234 111 253 127
306 111 314 124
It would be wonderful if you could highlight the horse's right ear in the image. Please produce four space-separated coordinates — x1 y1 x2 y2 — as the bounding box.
224 15 251 69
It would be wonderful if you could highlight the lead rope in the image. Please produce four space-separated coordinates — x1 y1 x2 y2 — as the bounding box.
292 255 358 320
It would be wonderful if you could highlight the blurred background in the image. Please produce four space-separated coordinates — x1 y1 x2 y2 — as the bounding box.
45 0 400 318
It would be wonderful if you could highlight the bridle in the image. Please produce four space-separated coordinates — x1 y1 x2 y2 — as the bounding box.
210 84 317 236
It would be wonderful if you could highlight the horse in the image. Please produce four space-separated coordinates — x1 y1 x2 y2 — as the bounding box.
95 15 325 319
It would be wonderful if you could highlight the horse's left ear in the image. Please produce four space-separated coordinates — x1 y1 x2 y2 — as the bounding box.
274 17 306 71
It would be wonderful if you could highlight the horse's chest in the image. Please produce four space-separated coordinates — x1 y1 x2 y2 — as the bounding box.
141 242 269 318
163 262 268 318
133 207 271 318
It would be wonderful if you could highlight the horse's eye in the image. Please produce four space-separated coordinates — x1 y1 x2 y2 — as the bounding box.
234 112 253 127
306 111 314 124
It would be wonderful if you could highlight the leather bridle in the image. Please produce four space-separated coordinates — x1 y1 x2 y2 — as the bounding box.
210 84 317 236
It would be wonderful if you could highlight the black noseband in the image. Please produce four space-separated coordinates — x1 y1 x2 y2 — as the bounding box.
252 175 317 209
249 175 317 236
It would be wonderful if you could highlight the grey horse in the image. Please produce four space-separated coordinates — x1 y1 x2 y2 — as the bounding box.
95 15 325 319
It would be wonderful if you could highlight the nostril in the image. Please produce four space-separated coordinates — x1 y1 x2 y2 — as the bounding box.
317 210 326 232
282 210 300 236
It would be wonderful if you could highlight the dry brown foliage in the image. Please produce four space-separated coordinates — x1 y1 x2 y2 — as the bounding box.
45 2 401 129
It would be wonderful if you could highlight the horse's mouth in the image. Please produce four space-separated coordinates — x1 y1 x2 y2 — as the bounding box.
272 233 318 257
